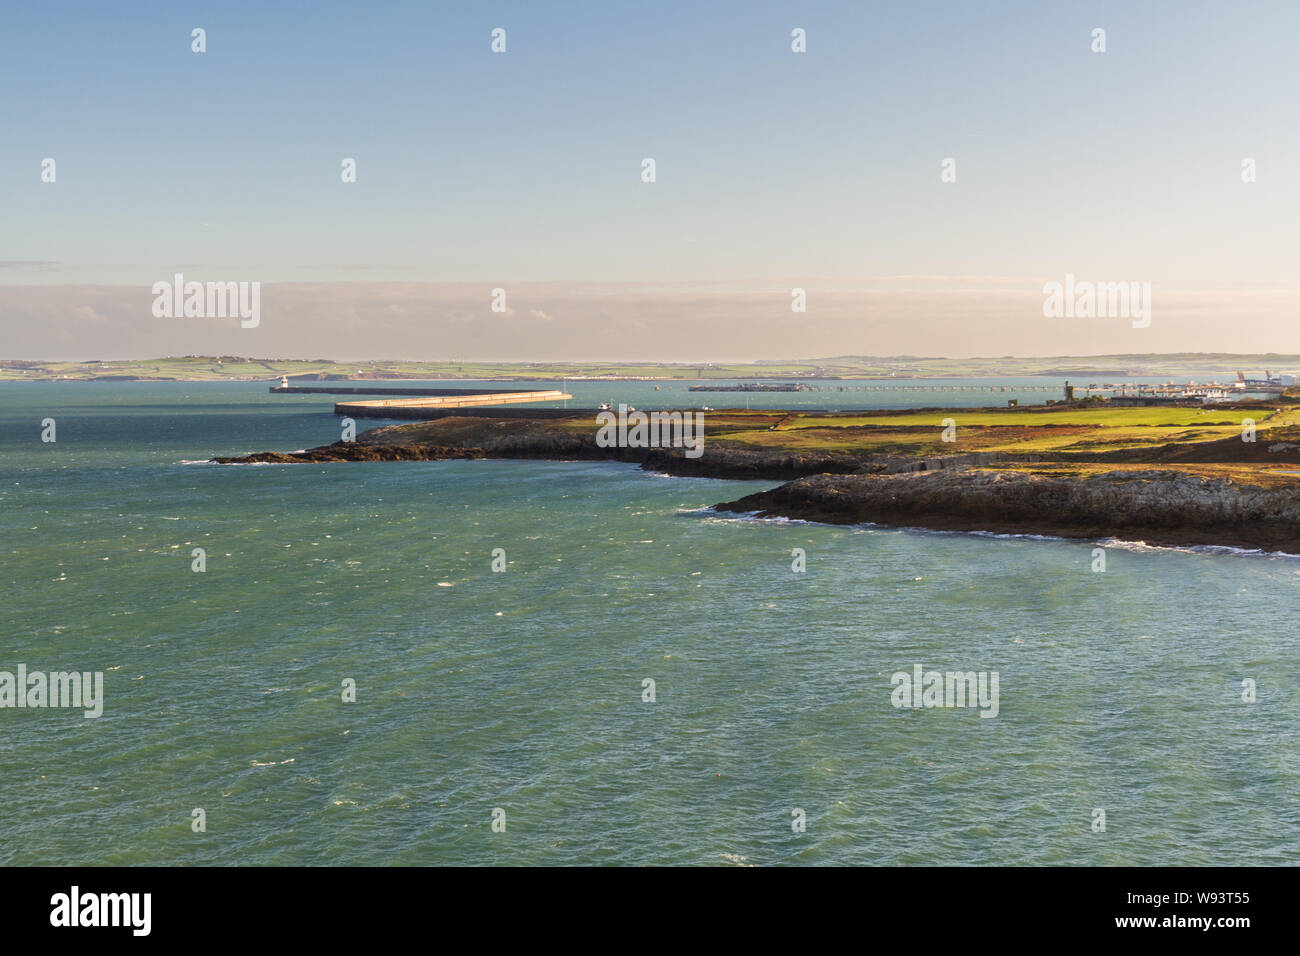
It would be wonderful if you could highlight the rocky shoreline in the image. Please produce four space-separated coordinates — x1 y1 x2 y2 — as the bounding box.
213 442 486 464
711 468 1300 552
212 416 1300 553
213 436 880 480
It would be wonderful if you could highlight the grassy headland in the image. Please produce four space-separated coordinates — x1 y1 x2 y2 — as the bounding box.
214 397 1300 550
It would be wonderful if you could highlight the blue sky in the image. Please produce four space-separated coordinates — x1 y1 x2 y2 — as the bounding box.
2 1 1298 358
4 0 1296 284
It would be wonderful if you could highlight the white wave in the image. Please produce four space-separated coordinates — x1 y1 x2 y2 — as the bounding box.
967 529 1068 543
687 507 813 526
696 510 1300 559
1096 537 1300 559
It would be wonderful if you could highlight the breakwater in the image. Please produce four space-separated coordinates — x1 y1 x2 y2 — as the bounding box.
334 389 572 419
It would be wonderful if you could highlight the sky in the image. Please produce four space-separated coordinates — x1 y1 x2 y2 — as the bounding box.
2 0 1298 360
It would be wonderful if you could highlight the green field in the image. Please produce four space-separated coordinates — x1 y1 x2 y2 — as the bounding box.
372 400 1300 488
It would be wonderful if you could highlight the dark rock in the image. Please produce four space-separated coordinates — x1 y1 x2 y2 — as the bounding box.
714 469 1300 551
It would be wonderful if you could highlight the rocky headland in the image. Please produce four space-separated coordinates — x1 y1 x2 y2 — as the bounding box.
212 406 1300 551
711 468 1300 551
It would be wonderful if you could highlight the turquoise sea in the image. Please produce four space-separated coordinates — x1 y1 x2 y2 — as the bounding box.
1 380 1297 865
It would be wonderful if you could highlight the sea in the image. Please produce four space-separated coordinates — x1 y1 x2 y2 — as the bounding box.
1 378 1297 865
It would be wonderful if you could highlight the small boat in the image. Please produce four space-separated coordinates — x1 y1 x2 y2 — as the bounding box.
597 402 612 411
700 405 714 411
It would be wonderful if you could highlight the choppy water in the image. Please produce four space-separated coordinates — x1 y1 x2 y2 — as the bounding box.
1 381 1297 865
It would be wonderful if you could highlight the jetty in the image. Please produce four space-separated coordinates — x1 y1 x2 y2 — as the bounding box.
268 380 572 419
334 390 572 419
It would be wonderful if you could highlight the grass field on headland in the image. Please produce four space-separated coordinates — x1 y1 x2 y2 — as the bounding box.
216 395 1300 550
342 397 1300 485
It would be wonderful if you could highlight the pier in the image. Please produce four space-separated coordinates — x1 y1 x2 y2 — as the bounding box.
334 389 573 419
267 381 573 419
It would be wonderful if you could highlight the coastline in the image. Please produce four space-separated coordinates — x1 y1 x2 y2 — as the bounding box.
710 469 1300 553
211 406 1300 553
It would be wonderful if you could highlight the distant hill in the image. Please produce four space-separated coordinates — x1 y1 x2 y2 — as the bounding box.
4 354 1300 382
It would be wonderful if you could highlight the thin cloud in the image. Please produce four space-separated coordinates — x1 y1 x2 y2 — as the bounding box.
0 261 61 272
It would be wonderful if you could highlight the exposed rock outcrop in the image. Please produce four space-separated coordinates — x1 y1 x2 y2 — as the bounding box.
713 469 1300 551
214 434 877 480
213 443 484 463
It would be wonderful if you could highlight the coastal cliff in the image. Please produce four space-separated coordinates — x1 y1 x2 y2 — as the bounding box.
712 469 1300 551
